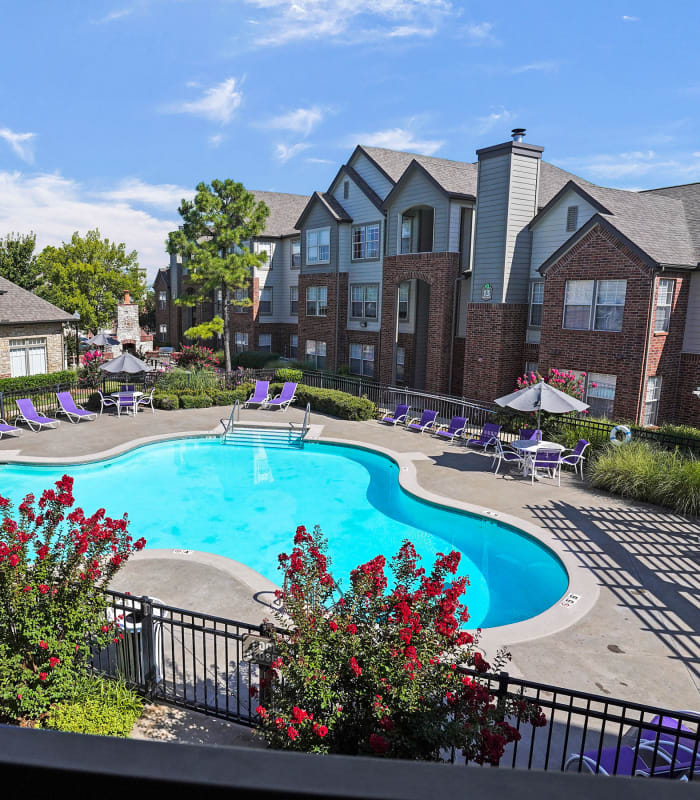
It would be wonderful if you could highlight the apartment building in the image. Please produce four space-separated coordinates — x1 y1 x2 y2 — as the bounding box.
157 132 700 426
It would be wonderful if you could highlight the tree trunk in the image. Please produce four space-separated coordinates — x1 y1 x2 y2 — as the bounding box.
223 285 232 373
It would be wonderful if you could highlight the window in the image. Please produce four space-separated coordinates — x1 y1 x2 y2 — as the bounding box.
258 333 272 352
524 361 539 378
234 288 248 312
306 227 330 265
655 279 674 333
398 282 410 321
349 343 374 377
563 280 626 331
235 332 248 352
289 334 298 359
259 287 272 315
289 286 298 315
306 286 327 317
157 291 167 310
529 282 544 327
352 223 380 260
400 219 412 254
350 284 378 319
9 338 47 377
305 340 326 369
395 346 405 383
215 288 223 307
587 373 617 418
256 241 275 268
291 238 301 269
643 376 662 426
566 206 579 232
343 180 349 200
158 324 167 342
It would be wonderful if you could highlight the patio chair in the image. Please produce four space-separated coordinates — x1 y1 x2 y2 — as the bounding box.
564 745 653 776
244 380 270 408
136 387 156 414
407 409 438 434
14 398 59 432
531 449 562 485
96 390 120 416
265 382 297 410
433 415 468 444
519 428 542 442
466 422 501 450
380 403 410 426
638 713 700 777
492 439 526 475
120 384 136 392
0 419 22 439
559 439 590 478
55 391 97 423
116 392 137 417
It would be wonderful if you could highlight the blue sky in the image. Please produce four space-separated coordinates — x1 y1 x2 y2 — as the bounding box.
1 0 698 280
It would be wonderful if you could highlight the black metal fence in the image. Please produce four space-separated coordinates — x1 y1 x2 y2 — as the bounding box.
96 590 698 781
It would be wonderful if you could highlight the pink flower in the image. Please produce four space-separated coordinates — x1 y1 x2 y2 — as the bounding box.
350 657 362 677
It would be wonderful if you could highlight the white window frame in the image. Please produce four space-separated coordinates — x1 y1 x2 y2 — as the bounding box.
305 339 327 369
563 280 626 332
395 346 406 383
586 373 617 418
643 376 662 426
654 278 674 333
350 284 378 320
398 282 410 322
234 288 248 313
306 227 330 266
349 343 375 377
256 240 275 269
289 286 298 316
351 222 380 260
258 333 272 352
593 280 626 332
259 286 273 316
306 286 328 317
234 332 248 352
9 337 47 377
529 281 544 327
157 290 167 310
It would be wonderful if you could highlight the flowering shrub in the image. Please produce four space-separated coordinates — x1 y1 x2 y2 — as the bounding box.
174 345 221 370
0 476 145 723
78 350 104 389
255 525 546 762
516 368 587 402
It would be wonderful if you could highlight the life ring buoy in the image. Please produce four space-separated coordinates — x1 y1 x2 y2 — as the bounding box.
610 425 632 445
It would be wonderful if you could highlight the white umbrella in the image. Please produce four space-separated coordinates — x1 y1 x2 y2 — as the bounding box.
100 352 150 374
495 380 589 429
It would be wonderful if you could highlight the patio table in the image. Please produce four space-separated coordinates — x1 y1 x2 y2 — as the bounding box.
110 391 144 416
511 439 566 479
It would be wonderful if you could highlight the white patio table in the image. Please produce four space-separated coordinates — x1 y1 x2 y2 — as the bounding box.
109 391 144 416
510 439 567 479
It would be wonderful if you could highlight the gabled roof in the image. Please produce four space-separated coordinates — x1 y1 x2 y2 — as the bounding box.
295 191 352 230
250 190 310 237
327 163 384 212
381 158 476 208
0 277 73 325
640 182 700 263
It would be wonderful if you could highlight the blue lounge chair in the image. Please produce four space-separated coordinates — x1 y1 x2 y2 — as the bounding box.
407 409 438 434
244 380 270 408
466 422 501 450
0 419 22 439
380 404 410 426
433 416 467 444
15 398 59 432
265 382 297 410
55 391 97 423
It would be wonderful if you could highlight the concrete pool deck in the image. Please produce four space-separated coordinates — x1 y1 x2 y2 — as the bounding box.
0 405 698 713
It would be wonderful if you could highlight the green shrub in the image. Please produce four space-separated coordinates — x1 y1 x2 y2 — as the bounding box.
658 458 700 517
656 423 700 443
275 368 303 383
156 368 220 395
234 351 280 369
153 392 179 410
179 393 212 409
267 383 375 420
0 370 76 393
212 390 241 406
44 676 143 737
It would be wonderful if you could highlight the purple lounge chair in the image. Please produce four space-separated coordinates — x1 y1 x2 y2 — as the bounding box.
244 380 270 408
55 391 97 423
380 404 410 426
265 382 297 410
531 449 561 485
559 439 590 478
564 745 652 776
519 428 542 442
466 422 501 450
0 419 22 439
407 409 438 434
15 398 59 432
639 714 700 777
433 415 467 444
492 439 526 475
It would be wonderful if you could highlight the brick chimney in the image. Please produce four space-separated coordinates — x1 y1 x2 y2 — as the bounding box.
123 290 131 304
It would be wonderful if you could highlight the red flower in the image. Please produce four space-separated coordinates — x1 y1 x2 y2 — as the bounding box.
49 657 60 668
39 672 48 681
8 554 18 566
38 584 49 594
328 620 338 632
292 706 308 724
313 724 329 738
37 545 49 560
369 733 389 754
39 640 48 649
287 726 299 740
22 585 32 593
346 623 357 635
100 625 110 633
349 657 362 677
249 686 259 697
256 705 268 717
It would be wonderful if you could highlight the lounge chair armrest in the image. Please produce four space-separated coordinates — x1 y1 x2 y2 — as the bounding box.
454 426 466 436
434 424 448 432
406 416 419 425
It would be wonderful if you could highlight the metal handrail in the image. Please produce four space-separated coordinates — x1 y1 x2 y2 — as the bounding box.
220 399 240 434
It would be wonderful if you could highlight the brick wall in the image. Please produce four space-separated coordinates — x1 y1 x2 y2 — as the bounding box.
451 337 465 395
677 353 700 426
538 225 654 423
0 323 65 378
462 304 528 402
379 252 460 393
298 272 348 371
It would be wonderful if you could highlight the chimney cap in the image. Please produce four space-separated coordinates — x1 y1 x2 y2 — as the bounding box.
511 128 526 142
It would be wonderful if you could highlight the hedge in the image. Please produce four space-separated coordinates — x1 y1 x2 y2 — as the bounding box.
179 393 212 409
269 382 376 421
0 370 76 394
233 351 280 369
275 368 303 383
153 392 180 410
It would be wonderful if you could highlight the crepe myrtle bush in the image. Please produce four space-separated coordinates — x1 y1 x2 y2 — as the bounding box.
254 525 546 762
516 368 587 403
0 475 145 723
78 349 104 389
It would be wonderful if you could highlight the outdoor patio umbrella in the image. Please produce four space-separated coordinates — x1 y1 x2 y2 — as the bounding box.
100 352 150 374
495 380 589 429
87 333 120 347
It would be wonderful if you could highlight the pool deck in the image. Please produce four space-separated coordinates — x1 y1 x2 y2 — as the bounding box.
1 405 698 715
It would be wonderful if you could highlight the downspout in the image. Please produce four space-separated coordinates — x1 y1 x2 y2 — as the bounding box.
637 267 657 424
448 274 460 395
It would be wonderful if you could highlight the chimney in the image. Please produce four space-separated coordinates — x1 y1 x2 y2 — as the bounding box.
123 291 131 304
511 128 526 142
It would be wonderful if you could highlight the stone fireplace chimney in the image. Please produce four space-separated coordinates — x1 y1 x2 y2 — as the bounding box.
123 290 131 304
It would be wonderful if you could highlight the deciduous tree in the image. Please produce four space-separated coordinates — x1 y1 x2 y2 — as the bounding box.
0 232 39 290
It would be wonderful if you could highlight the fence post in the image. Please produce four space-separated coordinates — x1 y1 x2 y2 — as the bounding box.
0 391 3 420
140 597 158 699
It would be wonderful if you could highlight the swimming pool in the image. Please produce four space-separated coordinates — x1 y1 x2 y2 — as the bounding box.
0 439 568 628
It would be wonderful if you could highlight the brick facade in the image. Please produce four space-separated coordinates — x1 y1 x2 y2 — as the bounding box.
677 353 700 426
379 252 460 393
298 272 348 371
451 337 465 395
0 323 65 378
343 329 381 378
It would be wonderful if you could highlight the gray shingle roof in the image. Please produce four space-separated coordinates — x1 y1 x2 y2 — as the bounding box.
539 161 596 206
640 183 700 263
0 277 73 325
251 190 310 237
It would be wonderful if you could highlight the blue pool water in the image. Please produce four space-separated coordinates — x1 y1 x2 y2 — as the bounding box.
0 439 568 628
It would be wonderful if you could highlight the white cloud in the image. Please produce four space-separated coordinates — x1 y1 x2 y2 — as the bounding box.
512 61 559 74
556 150 700 184
94 7 134 23
163 78 242 124
0 128 36 163
243 0 455 47
0 171 180 280
208 133 225 148
269 106 324 136
462 21 499 44
693 152 700 158
275 142 312 163
97 178 190 210
351 127 444 155
476 109 516 135
622 15 639 21
306 157 334 164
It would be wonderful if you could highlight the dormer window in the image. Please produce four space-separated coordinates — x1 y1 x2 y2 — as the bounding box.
566 206 579 232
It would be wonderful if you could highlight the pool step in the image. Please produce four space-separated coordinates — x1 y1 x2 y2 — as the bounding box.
222 425 305 449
